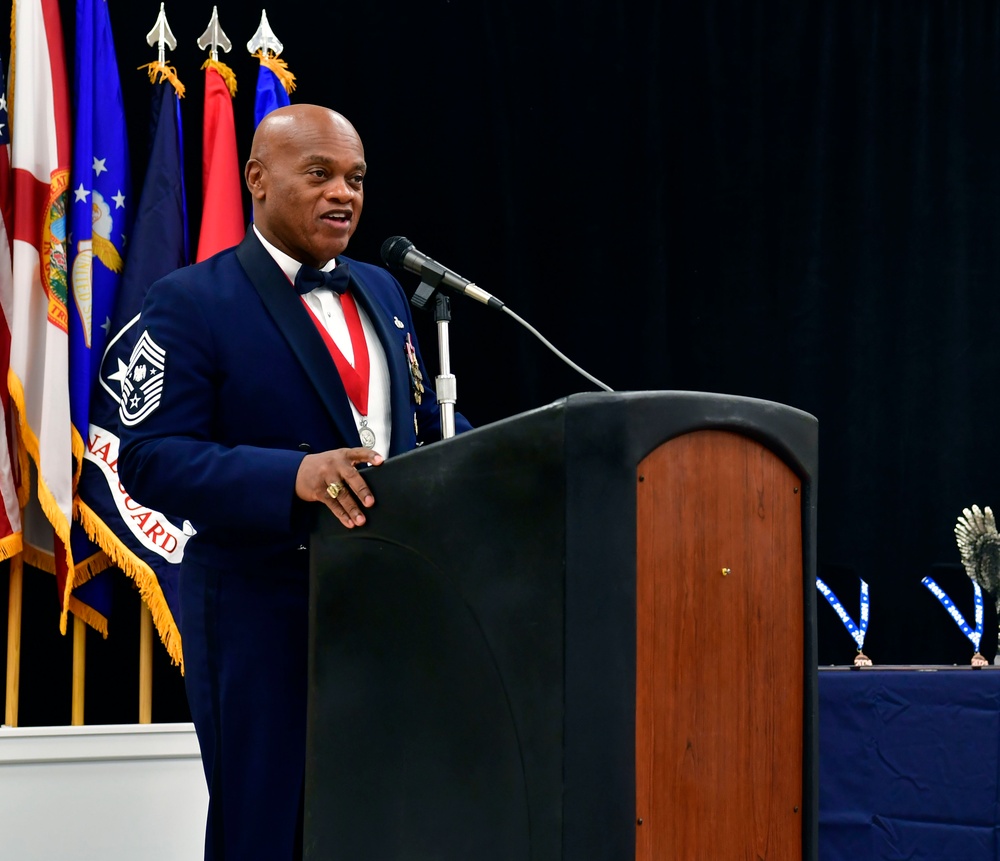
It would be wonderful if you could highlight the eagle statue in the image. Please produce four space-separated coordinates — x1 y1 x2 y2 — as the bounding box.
954 504 1000 664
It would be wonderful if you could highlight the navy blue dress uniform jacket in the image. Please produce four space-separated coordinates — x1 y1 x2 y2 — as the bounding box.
118 229 470 861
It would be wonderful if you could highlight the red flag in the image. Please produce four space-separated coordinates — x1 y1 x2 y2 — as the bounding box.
196 62 244 261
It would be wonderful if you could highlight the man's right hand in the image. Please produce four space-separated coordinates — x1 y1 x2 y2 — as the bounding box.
295 448 384 528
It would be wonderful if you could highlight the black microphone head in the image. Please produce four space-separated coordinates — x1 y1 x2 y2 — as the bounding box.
381 236 414 269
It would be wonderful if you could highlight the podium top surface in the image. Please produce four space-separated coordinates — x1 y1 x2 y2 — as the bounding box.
395 389 819 482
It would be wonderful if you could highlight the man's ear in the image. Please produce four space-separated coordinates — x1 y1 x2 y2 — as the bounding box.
245 159 265 199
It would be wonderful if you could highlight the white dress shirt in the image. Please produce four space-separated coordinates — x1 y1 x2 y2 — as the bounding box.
253 225 392 457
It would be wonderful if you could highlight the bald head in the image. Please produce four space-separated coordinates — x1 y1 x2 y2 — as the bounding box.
245 105 366 267
250 104 360 163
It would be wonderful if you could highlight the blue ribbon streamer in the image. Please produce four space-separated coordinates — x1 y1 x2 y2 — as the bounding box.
921 576 983 651
816 577 869 650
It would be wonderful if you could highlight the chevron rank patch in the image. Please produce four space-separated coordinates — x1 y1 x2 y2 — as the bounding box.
119 329 166 427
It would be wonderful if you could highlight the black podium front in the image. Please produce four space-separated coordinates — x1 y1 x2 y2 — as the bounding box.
304 391 819 860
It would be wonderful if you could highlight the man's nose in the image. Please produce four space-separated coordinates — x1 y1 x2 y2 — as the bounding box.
324 177 355 201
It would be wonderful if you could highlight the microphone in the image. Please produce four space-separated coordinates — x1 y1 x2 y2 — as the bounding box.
380 236 505 310
380 235 614 392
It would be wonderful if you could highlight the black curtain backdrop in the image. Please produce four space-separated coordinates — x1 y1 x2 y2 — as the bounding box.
4 0 1000 724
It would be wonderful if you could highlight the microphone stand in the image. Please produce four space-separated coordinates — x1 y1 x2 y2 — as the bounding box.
408 269 457 439
433 294 457 439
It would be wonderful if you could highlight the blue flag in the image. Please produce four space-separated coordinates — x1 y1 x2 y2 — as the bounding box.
66 0 132 632
76 78 190 666
69 0 130 438
254 63 291 128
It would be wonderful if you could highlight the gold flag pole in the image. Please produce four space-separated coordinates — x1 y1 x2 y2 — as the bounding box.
5 556 23 726
71 614 86 725
139 601 153 723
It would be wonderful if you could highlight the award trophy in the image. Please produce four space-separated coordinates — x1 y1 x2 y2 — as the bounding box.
922 575 986 667
816 576 872 666
954 504 1000 665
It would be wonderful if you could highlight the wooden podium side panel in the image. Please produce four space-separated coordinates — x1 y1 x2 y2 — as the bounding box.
635 430 804 861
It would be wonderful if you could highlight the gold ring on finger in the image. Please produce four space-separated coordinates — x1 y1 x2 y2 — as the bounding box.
326 481 344 500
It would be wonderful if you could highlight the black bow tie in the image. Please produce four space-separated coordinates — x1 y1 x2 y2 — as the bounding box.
294 262 351 295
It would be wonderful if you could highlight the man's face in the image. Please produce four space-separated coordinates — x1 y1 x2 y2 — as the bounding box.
249 113 366 267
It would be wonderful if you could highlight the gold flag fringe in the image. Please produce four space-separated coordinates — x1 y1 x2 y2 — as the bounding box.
8 2 16 128
19 542 108 636
138 61 186 98
253 50 296 95
22 543 54 574
76 498 184 670
20 546 108 635
68 595 108 637
9 380 29 509
201 58 237 98
65 427 114 607
71 547 114 586
8 372 76 634
71 424 84 490
62 427 91 618
0 531 22 562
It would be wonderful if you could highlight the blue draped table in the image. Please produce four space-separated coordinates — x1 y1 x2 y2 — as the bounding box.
820 667 1000 860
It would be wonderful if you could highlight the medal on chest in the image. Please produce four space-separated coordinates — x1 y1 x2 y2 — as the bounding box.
358 418 377 449
299 289 375 448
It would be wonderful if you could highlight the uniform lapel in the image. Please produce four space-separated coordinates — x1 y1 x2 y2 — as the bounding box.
235 231 362 447
345 261 413 457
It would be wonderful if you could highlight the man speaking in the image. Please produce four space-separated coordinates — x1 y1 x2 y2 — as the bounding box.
119 104 469 860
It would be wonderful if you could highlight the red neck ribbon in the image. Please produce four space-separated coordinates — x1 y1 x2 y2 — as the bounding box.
300 293 370 416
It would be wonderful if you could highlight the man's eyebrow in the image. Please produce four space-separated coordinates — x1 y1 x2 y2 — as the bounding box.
300 155 367 170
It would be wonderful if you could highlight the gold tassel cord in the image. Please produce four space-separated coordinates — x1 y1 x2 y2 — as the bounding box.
138 61 186 99
253 50 296 96
201 57 237 98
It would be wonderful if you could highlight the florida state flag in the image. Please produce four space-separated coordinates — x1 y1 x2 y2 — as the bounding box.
9 0 76 629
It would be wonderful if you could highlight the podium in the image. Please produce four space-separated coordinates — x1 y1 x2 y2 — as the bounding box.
304 391 818 860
